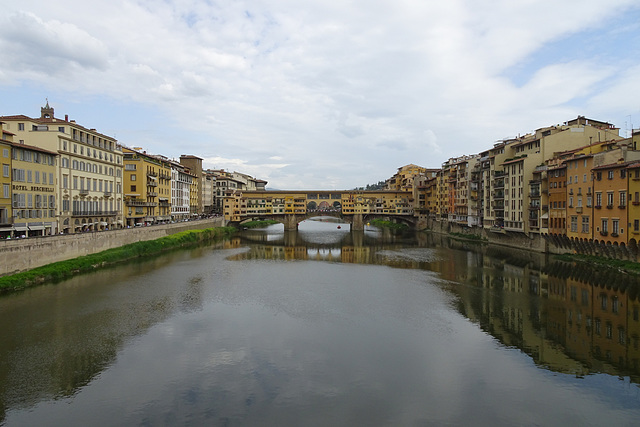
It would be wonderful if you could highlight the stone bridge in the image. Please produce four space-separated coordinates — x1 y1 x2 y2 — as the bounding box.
224 190 422 230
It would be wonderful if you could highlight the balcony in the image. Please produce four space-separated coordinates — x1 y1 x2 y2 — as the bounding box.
619 205 627 209
72 210 118 217
576 207 583 213
126 200 158 207
147 172 158 177
595 205 602 209
600 230 608 236
147 181 158 187
606 204 613 209
79 189 89 196
103 191 112 197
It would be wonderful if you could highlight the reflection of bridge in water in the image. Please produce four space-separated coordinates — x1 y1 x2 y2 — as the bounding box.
224 190 423 230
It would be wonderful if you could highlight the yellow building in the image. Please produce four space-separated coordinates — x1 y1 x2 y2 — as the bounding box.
627 162 640 245
122 148 172 226
385 164 427 192
0 102 124 233
1 123 14 238
8 142 57 237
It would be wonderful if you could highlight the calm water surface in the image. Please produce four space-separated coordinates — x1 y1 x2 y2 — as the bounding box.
1 218 640 426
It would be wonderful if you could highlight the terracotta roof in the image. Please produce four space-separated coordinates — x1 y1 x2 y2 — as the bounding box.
591 160 637 171
10 141 58 156
0 114 117 141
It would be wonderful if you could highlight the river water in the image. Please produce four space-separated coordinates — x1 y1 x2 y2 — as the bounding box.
1 218 640 426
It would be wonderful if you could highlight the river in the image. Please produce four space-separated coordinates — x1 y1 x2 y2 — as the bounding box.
1 217 639 426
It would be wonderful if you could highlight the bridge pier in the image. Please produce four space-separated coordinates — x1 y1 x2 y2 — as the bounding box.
283 214 298 231
352 213 364 231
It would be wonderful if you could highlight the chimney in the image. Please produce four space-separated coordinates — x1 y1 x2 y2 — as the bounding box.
65 115 69 121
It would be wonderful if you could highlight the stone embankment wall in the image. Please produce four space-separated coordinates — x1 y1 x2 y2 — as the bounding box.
427 219 640 262
0 218 226 277
427 219 547 253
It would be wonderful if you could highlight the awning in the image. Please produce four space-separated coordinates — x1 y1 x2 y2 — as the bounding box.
28 225 45 231
116 220 124 225
541 213 549 219
100 222 108 226
14 226 28 232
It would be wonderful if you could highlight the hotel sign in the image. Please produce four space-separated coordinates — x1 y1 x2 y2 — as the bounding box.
12 185 55 192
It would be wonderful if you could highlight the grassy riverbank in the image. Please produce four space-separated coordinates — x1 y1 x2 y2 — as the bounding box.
369 219 408 231
241 220 280 228
0 227 236 293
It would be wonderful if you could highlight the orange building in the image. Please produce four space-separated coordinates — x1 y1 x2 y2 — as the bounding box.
592 162 630 245
548 164 567 235
565 154 595 240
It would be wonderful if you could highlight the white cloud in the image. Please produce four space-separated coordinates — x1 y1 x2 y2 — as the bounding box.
1 0 639 189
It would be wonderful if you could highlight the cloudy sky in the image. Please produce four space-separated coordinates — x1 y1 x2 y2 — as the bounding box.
1 1 639 189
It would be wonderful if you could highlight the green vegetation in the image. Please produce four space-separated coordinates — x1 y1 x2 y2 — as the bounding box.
369 219 408 231
353 181 386 191
241 219 280 228
554 253 640 275
448 232 486 242
0 227 236 293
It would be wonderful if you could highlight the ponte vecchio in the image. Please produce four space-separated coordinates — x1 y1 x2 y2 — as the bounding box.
223 190 420 230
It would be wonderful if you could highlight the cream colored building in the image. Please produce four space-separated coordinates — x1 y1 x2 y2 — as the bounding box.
171 161 194 221
1 102 124 233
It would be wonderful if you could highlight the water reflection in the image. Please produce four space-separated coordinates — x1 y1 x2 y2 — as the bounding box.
235 225 640 382
2 223 640 425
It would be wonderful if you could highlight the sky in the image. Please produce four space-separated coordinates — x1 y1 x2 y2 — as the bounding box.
1 0 639 190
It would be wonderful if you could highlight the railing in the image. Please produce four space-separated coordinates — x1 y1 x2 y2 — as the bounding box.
126 200 158 207
103 191 112 197
79 189 89 195
147 181 158 187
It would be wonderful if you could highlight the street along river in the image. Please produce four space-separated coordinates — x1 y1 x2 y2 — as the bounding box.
1 218 640 426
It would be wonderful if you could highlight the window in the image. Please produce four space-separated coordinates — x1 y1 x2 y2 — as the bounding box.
613 219 619 236
125 164 136 171
2 149 8 157
131 174 136 181
571 216 578 232
582 216 589 233
607 192 614 207
2 184 8 198
2 164 8 177
131 185 136 192
620 192 627 207
602 219 608 233
27 170 32 183
18 123 24 131
608 170 614 179
601 295 608 310
596 192 602 207
612 297 619 313
583 174 587 183
35 171 40 184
